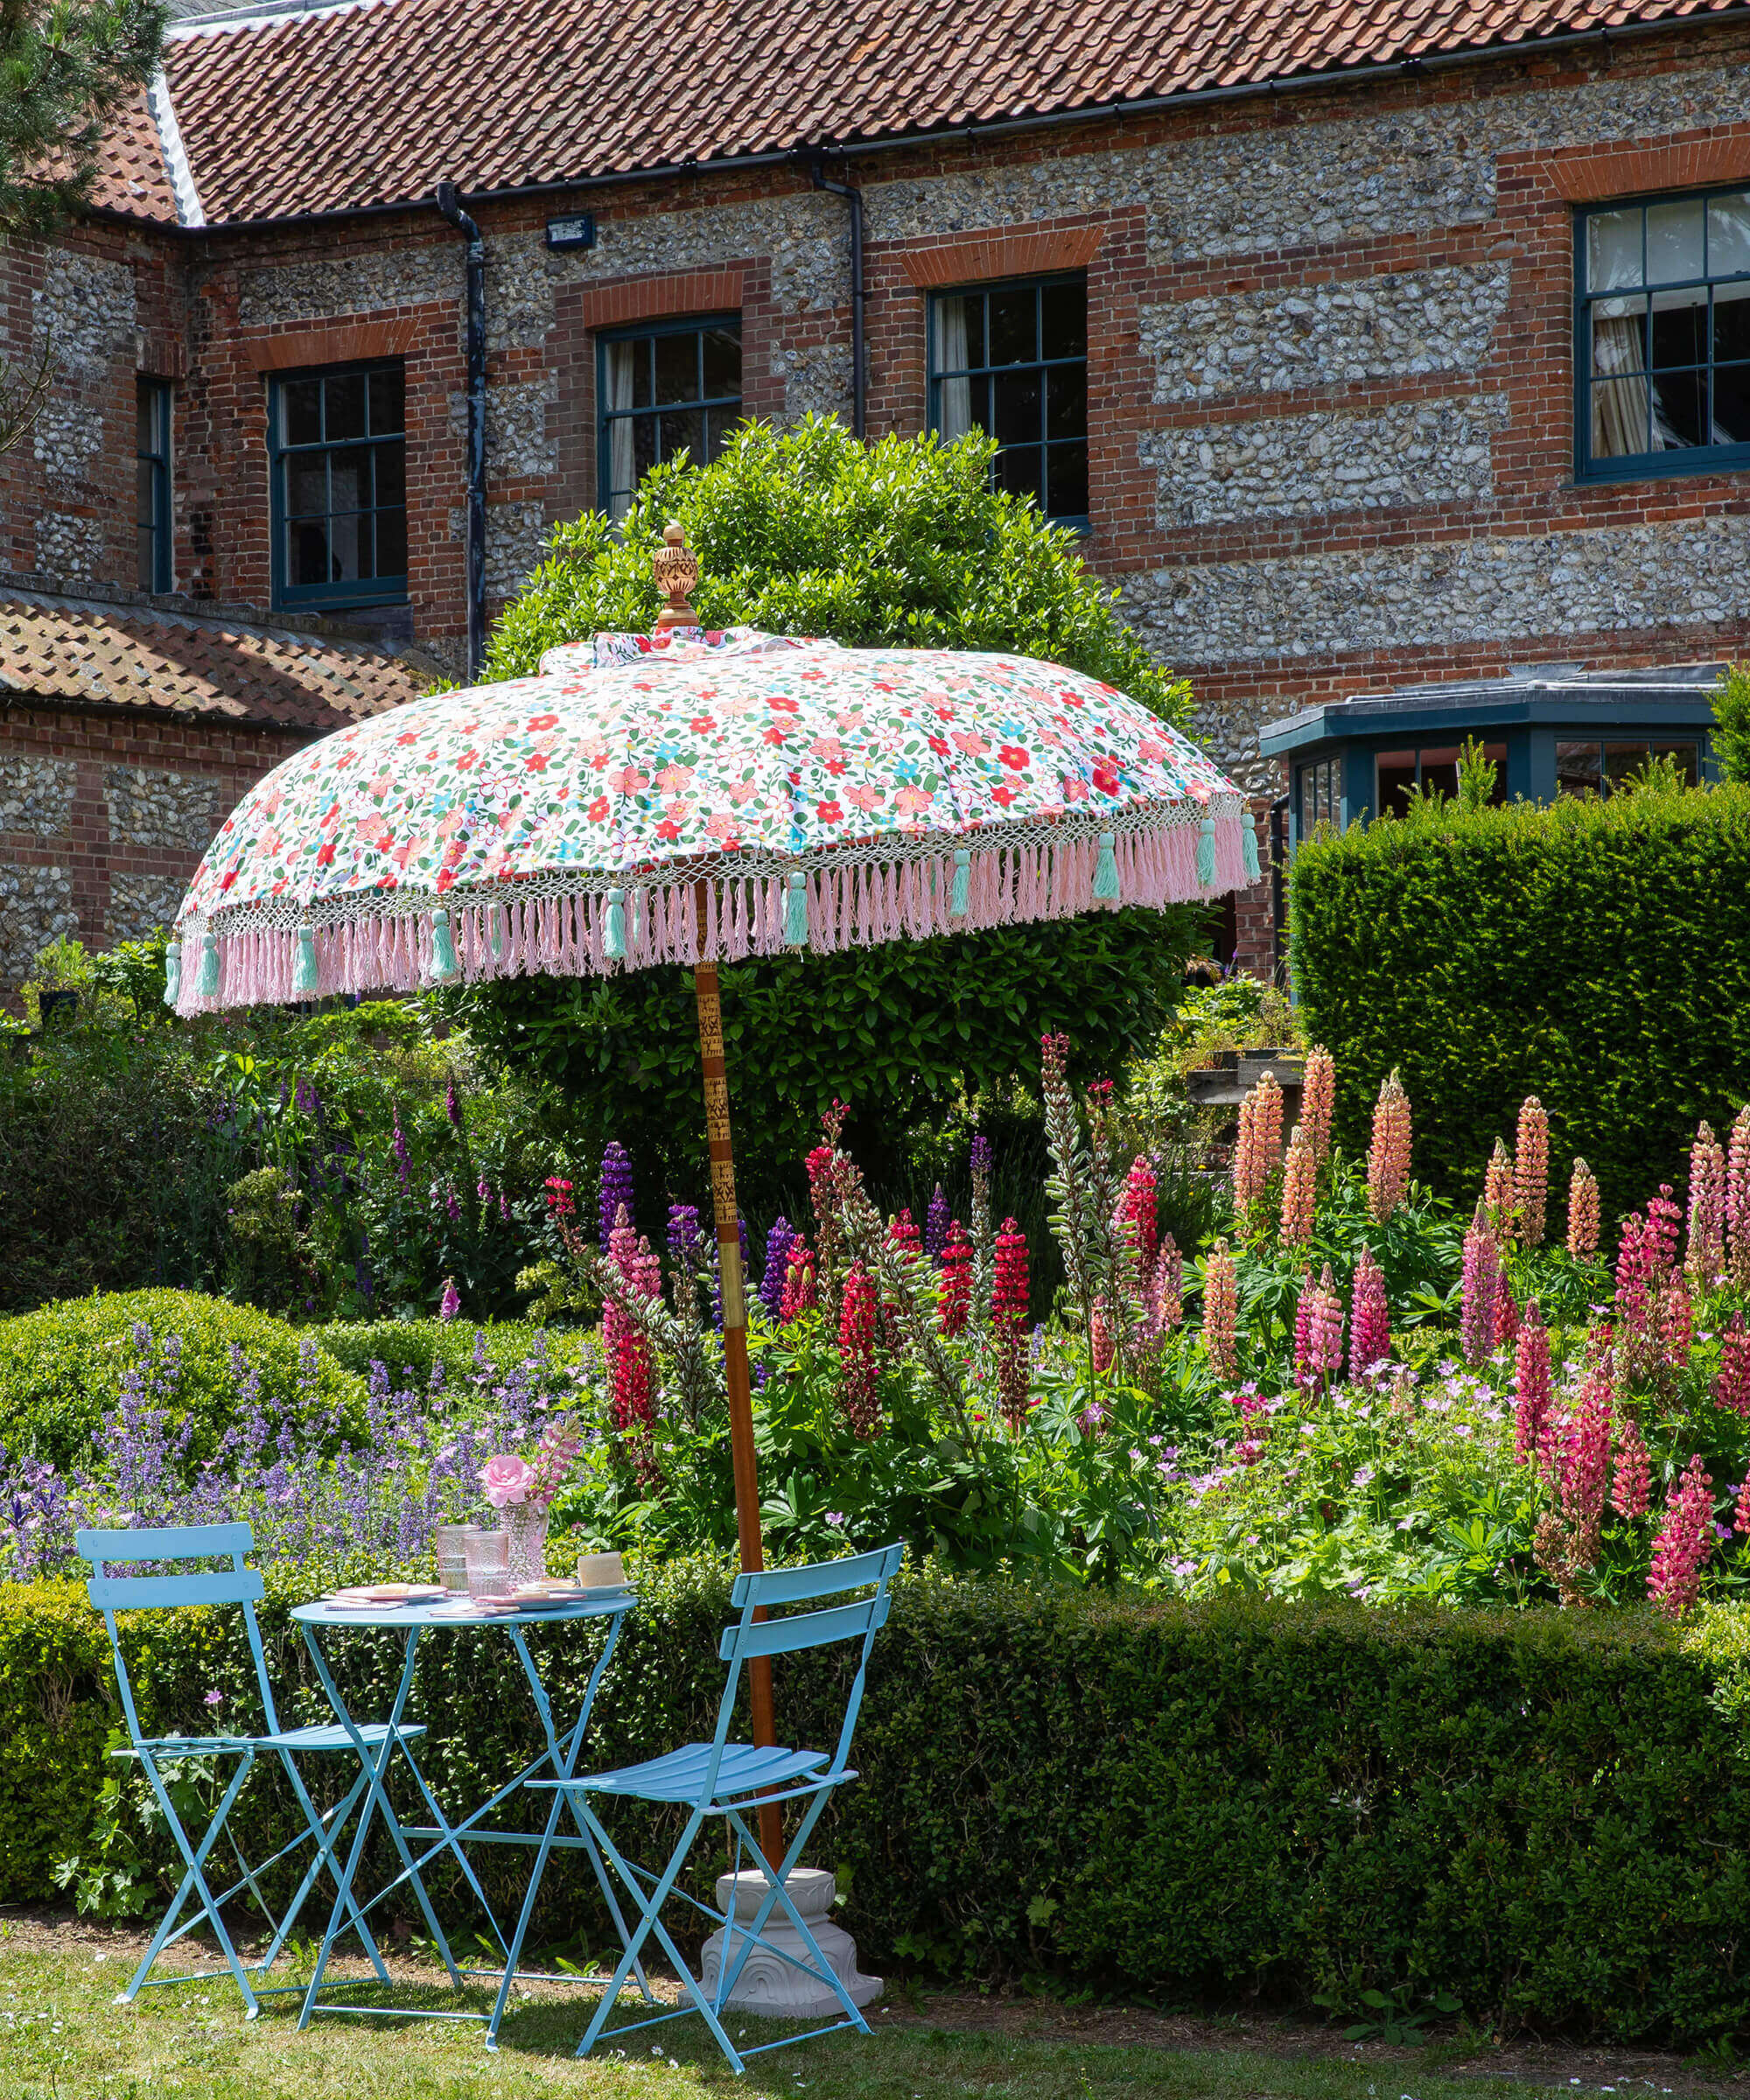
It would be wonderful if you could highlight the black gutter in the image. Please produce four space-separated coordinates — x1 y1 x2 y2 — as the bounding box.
97 6 1750 235
809 158 865 439
435 178 487 680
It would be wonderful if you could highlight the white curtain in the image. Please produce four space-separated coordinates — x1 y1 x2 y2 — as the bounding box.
935 297 972 442
604 341 636 519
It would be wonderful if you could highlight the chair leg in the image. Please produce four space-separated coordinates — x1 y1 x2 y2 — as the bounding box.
260 1761 390 1985
719 1796 870 2034
572 1804 746 2076
125 1751 262 2018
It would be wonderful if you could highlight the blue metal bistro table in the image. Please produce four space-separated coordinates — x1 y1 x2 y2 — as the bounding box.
290 1590 645 2047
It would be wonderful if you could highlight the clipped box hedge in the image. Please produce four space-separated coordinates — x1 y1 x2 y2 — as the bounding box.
11 1560 1750 2047
1288 785 1750 1231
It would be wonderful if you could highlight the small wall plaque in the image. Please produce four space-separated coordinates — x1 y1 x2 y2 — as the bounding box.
544 214 597 251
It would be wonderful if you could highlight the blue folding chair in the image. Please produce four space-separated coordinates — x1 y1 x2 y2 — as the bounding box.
529 1543 901 2075
80 1522 417 2018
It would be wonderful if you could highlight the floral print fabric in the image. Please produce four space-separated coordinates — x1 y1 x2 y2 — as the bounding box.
178 641 1242 929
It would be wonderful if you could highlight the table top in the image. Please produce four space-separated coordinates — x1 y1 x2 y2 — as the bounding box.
291 1590 638 1630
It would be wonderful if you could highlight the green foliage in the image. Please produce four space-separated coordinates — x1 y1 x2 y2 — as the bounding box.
16 1559 1750 2045
0 1290 361 1472
465 416 1203 1216
316 1316 592 1391
1289 784 1750 1229
1712 662 1750 785
0 0 166 242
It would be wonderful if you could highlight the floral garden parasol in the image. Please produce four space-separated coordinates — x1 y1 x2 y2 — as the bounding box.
166 525 1253 1782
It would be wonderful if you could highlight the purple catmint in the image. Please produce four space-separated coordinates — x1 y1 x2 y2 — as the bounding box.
760 1217 795 1320
598 1143 635 1249
924 1185 950 1263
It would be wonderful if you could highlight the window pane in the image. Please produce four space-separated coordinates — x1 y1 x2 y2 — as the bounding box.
654 332 697 406
1650 369 1706 449
1710 192 1750 278
1047 441 1088 519
1649 741 1699 786
326 374 367 442
1556 741 1603 797
136 525 156 592
281 378 322 447
1715 361 1750 444
1040 279 1086 360
1377 753 1416 819
1587 208 1642 291
374 438 406 508
289 518 329 587
1592 297 1647 374
631 339 654 410
988 288 1036 366
703 409 733 464
1592 372 1649 458
632 413 658 485
1716 281 1750 365
374 507 408 579
285 456 327 515
368 367 403 435
1648 197 1705 284
992 368 1041 445
1649 284 1707 368
328 511 363 581
662 406 704 466
702 325 740 398
328 444 373 512
1046 363 1087 439
1421 760 1459 803
996 443 1045 509
136 458 156 531
136 388 156 454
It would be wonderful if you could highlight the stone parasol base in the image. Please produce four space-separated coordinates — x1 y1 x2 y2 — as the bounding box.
697 1866 883 2018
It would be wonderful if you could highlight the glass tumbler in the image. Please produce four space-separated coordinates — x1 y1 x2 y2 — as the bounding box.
463 1528 511 1600
435 1522 477 1593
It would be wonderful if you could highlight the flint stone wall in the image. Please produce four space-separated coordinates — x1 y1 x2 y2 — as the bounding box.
0 865 78 982
103 766 220 852
1122 514 1750 667
33 251 135 381
108 871 187 943
1140 265 1511 403
0 758 75 840
1141 396 1510 525
35 515 105 584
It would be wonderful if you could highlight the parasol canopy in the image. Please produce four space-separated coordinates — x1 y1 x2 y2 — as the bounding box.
168 624 1254 1012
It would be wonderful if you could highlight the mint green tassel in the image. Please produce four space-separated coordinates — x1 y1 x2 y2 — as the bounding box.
427 907 459 984
604 887 626 961
292 926 319 997
1242 821 1261 882
785 871 808 948
163 942 181 1007
1094 832 1119 903
490 908 503 959
1196 816 1216 889
195 931 219 998
949 850 970 919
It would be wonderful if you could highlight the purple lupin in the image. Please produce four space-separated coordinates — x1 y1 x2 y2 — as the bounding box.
924 1184 950 1263
598 1142 635 1249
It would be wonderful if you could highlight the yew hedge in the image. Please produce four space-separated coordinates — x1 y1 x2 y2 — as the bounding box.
11 1562 1750 2046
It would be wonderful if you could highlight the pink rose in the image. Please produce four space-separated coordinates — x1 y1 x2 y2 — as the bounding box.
482 1453 535 1508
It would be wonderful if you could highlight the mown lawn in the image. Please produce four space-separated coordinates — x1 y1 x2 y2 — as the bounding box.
0 1934 1619 2100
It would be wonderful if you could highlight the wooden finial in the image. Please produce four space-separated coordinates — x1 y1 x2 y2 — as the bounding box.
652 520 701 630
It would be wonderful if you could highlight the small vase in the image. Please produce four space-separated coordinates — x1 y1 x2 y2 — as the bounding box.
502 1502 550 1582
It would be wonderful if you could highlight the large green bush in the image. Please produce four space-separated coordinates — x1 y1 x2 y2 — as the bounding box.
317 1317 591 1390
1289 784 1750 1230
17 1560 1750 2045
459 418 1205 1213
0 1291 362 1471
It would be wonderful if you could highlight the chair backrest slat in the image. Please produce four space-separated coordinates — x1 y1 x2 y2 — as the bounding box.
88 1570 264 1612
718 1591 889 1662
730 1546 897 1610
76 1522 255 1564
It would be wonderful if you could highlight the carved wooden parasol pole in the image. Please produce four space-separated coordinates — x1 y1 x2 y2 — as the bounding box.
654 524 782 1866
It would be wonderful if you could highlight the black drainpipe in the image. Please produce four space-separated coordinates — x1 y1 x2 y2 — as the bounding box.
809 159 865 439
435 179 487 678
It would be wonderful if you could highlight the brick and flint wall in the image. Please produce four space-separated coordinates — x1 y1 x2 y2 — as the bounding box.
6 23 1750 974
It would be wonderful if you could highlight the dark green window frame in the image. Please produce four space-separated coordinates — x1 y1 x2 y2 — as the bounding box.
136 379 172 595
927 274 1089 529
596 315 742 520
1555 738 1700 798
1295 756 1341 838
268 360 408 611
1575 184 1750 483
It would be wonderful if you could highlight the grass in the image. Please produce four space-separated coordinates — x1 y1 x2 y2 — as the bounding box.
0 1935 1604 2100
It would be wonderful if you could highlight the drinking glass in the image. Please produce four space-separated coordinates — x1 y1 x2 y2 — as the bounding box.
436 1522 478 1593
464 1528 511 1600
